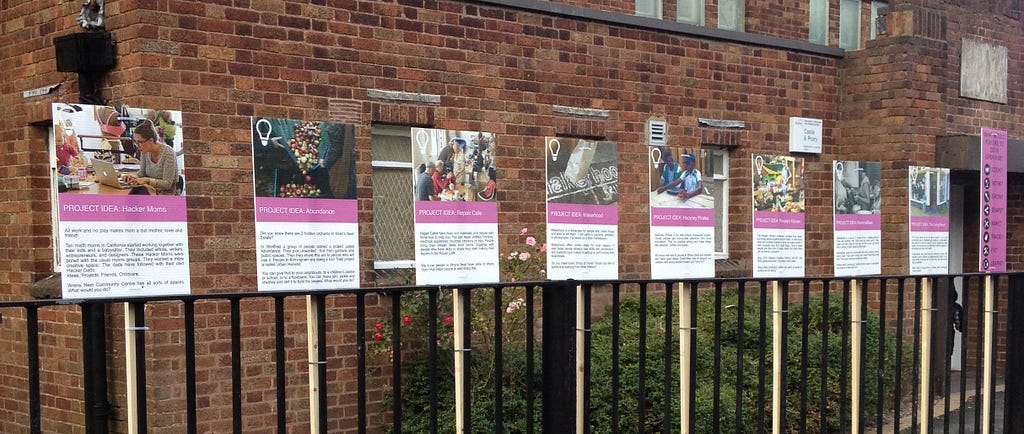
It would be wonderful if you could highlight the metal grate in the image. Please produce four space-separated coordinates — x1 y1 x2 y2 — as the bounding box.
372 126 415 265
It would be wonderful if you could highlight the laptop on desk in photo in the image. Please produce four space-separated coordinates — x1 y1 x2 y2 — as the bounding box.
92 158 135 189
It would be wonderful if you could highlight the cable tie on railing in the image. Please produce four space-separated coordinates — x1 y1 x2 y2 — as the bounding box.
575 327 592 332
678 326 697 331
921 307 939 312
772 310 789 313
850 320 868 324
125 326 149 331
308 361 327 365
985 310 999 314
454 348 472 353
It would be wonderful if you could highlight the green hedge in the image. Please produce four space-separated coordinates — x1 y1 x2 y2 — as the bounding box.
589 290 913 433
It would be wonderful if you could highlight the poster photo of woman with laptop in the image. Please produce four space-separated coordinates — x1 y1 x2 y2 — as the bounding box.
52 103 184 196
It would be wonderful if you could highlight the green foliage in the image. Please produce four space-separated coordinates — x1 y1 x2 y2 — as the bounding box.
589 289 914 433
374 287 541 433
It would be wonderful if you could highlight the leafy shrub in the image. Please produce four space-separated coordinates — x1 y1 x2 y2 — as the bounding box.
589 288 913 433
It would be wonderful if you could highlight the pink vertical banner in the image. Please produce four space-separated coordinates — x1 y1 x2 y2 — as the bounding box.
979 128 1007 272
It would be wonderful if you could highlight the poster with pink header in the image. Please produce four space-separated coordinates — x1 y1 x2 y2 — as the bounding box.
908 166 950 274
751 154 805 278
545 137 619 280
52 103 189 298
251 117 359 290
979 128 1007 272
832 160 882 276
648 146 715 279
411 128 498 285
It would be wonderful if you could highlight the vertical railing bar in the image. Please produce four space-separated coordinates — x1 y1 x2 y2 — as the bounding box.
316 296 327 433
230 298 241 434
840 279 850 432
639 283 648 433
736 281 746 434
273 297 286 434
960 277 970 434
184 300 198 434
894 279 905 434
976 276 984 434
462 288 473 433
585 284 594 434
26 306 41 434
944 278 953 434
876 279 886 434
494 286 504 434
713 281 722 434
799 280 810 434
612 283 621 432
356 293 367 434
662 282 672 434
819 280 829 434
391 292 403 433
757 280 767 433
428 289 439 434
526 285 535 434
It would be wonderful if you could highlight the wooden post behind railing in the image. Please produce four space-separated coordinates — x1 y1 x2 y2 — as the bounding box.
919 278 933 434
306 295 323 434
453 288 467 434
850 279 862 434
982 275 995 434
680 282 694 434
772 280 783 434
124 303 140 434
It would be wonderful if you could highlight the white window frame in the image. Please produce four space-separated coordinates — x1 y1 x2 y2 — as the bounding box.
636 0 663 19
839 0 861 50
717 0 744 31
701 147 730 258
677 0 704 25
48 126 62 272
371 125 415 270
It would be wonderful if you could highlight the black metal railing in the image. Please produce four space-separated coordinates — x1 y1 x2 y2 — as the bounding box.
0 273 1019 433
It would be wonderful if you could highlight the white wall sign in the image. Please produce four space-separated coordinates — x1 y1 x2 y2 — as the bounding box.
788 117 823 154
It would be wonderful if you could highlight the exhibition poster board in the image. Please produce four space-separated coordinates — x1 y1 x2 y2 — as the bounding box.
751 154 805 278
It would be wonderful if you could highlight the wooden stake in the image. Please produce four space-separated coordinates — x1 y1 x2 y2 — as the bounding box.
453 288 466 434
772 280 783 434
680 283 693 434
306 295 322 434
982 275 995 434
851 279 862 434
576 284 586 434
919 278 932 433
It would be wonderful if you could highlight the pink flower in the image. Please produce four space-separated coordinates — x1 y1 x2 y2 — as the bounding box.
510 277 516 282
518 252 531 261
540 243 547 252
443 316 453 325
373 332 382 340
402 315 411 325
525 236 536 246
375 322 383 331
520 227 528 235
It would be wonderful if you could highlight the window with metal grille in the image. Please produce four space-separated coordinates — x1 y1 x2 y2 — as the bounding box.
371 125 415 270
700 147 730 257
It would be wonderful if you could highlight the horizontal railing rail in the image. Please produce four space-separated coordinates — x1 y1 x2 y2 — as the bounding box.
0 272 1019 433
